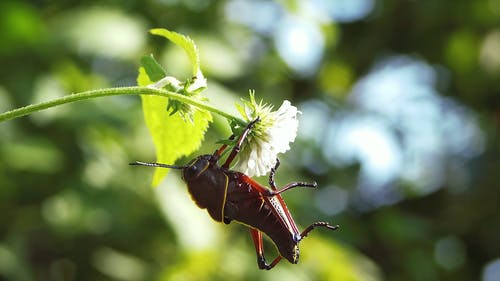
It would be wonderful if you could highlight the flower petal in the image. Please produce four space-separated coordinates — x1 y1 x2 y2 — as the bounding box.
234 96 300 177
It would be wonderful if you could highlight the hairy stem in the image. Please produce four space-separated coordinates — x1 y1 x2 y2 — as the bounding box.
0 86 246 125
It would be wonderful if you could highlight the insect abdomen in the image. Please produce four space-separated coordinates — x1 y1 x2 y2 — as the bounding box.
223 174 299 263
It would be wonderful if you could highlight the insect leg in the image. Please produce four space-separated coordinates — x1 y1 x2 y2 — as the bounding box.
271 181 318 195
222 117 260 169
212 134 235 161
267 158 317 195
249 228 282 270
300 222 339 240
268 158 280 190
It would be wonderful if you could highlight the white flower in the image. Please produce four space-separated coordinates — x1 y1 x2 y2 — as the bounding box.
233 92 300 177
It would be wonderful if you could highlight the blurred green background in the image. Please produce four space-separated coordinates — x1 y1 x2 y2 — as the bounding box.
1 0 499 280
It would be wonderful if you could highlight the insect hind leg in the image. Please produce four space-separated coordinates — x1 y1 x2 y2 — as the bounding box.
249 228 282 270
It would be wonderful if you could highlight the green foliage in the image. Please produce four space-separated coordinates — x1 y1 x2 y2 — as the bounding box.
1 2 499 281
140 54 167 82
149 28 201 78
137 29 212 186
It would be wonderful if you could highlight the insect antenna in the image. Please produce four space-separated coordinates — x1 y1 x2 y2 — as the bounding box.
129 161 186 169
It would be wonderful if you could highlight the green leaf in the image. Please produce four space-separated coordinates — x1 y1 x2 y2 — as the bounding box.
140 54 166 82
149 28 200 77
138 67 212 186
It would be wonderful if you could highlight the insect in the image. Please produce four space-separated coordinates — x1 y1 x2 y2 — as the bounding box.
131 118 339 270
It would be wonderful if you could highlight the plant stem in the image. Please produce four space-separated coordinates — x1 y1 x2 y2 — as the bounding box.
0 86 246 125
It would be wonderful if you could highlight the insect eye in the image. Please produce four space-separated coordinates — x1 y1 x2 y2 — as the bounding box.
184 161 203 180
185 164 197 176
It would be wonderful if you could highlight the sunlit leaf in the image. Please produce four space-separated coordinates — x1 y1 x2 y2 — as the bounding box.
136 28 212 186
138 67 212 186
149 28 207 96
149 28 200 77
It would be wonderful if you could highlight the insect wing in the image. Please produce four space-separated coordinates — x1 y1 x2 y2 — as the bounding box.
238 175 300 236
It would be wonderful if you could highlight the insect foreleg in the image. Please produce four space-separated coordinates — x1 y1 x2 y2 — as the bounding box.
212 134 235 161
222 117 260 169
249 228 282 270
